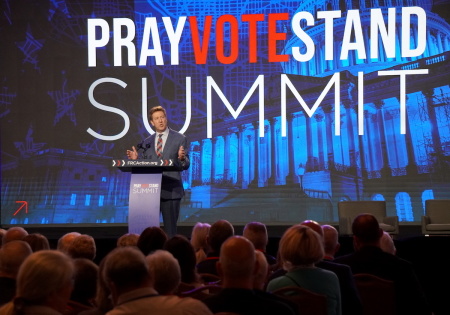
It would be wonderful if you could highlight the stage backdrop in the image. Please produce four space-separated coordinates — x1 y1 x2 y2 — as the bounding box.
1 0 450 226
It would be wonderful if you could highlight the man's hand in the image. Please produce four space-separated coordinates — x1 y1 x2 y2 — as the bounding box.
178 146 186 161
126 146 138 160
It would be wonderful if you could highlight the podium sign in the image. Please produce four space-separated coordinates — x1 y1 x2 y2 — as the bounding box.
112 159 177 234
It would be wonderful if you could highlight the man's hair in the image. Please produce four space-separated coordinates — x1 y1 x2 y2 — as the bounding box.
243 222 268 250
116 233 139 247
136 226 168 256
208 220 234 253
57 232 81 253
2 227 28 245
67 234 96 260
71 258 99 304
322 224 339 255
352 213 382 244
102 247 150 290
149 106 166 120
146 250 181 295
219 236 255 280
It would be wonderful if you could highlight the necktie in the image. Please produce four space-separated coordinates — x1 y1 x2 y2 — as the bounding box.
156 134 163 157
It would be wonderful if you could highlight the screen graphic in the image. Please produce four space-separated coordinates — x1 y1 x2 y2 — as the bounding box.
1 0 450 226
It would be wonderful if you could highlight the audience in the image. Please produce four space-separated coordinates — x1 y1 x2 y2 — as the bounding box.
0 241 33 306
334 213 431 315
67 234 96 261
190 222 211 264
0 250 74 314
203 236 295 315
243 221 276 266
2 227 28 245
196 219 234 275
101 246 212 315
146 250 181 295
266 224 341 315
136 226 168 256
57 232 81 254
23 233 50 252
116 233 139 248
66 258 99 314
164 235 203 290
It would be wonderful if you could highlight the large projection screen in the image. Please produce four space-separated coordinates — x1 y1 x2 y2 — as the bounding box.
1 0 450 227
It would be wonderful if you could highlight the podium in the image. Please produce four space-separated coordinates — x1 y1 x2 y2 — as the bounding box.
112 159 178 234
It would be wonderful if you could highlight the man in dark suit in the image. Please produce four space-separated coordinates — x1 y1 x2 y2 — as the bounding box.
127 106 190 237
334 213 431 315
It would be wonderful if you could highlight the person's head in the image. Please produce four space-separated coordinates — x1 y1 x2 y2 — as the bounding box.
253 250 269 290
190 222 211 252
57 232 81 254
164 235 198 284
102 246 152 305
352 213 383 250
208 220 235 253
322 224 340 258
149 106 168 133
217 236 255 288
0 240 32 278
67 234 96 260
116 233 139 247
2 227 28 245
300 220 324 238
279 224 324 271
14 250 74 313
23 233 50 252
137 226 168 256
146 250 181 295
71 258 99 306
243 222 269 251
380 231 396 255
93 257 113 313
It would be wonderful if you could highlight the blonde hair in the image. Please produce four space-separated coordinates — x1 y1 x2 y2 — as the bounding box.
190 222 211 263
279 224 324 271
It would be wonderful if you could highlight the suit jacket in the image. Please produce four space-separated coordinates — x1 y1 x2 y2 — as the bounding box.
140 128 190 200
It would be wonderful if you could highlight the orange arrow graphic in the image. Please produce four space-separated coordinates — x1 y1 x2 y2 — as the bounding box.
13 201 28 216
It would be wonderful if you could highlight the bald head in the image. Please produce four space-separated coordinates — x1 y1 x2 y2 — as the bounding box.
218 236 255 286
322 225 340 258
2 227 28 245
0 240 32 277
57 232 81 254
300 220 323 237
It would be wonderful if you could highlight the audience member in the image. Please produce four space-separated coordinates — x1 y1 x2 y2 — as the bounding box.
266 224 341 315
202 236 295 315
243 221 276 266
78 258 113 315
190 222 211 264
116 233 139 248
146 250 181 295
196 219 234 275
164 235 202 290
380 231 397 255
22 233 50 252
2 227 28 245
57 232 81 254
334 213 431 315
0 250 74 314
67 234 96 260
0 241 32 306
66 258 99 314
136 226 168 256
322 224 340 260
101 246 212 315
300 221 362 315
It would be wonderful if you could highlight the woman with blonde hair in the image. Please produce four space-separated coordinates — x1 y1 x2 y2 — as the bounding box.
0 250 74 315
266 224 342 315
190 222 211 264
